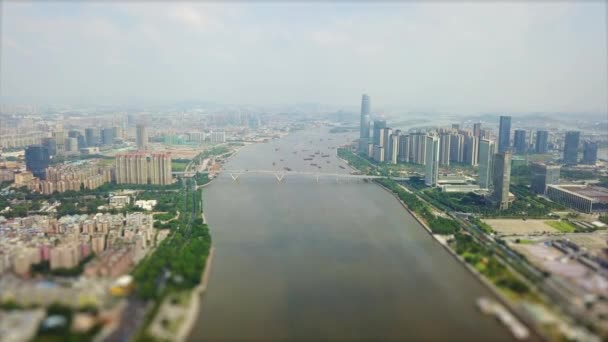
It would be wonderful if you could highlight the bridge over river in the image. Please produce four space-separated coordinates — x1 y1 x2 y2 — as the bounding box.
172 169 410 182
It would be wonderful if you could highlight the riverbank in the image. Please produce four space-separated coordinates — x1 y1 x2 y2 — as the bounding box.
176 246 215 342
375 182 541 341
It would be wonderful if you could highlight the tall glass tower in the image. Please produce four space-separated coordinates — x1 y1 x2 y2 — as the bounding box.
497 116 511 153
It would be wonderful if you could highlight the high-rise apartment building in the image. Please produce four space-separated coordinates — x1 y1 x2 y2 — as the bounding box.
210 131 226 144
498 116 511 153
372 120 387 146
478 139 495 189
582 141 598 165
513 129 527 154
115 152 172 185
449 134 464 163
390 134 400 164
136 124 149 150
439 134 451 166
463 135 479 166
398 135 409 163
25 145 50 180
492 152 512 210
425 135 439 187
535 130 549 154
563 131 580 165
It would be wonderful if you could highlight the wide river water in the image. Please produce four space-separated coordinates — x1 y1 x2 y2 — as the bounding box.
189 127 515 341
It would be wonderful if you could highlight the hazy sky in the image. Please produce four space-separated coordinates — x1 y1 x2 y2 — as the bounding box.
1 1 606 113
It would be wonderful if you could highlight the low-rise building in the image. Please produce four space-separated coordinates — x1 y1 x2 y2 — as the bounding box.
546 185 608 213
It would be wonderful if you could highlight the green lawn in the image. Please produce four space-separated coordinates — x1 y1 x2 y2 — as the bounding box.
171 161 189 172
545 220 576 233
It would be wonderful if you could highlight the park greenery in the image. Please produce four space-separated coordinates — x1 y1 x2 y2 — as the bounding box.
131 178 211 300
417 185 564 219
171 160 190 172
545 220 577 233
376 178 460 234
194 146 231 163
337 148 375 174
451 232 534 299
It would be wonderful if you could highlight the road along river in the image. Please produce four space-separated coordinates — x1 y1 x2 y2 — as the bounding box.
189 127 517 341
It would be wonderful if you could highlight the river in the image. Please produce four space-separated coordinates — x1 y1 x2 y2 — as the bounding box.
189 127 516 341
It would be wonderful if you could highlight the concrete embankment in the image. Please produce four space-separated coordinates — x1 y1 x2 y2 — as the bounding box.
176 246 215 342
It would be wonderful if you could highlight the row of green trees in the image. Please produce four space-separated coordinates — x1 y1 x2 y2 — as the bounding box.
131 180 211 300
452 232 531 296
376 178 460 234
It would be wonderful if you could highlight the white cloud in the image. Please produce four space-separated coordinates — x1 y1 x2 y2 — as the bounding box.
0 2 605 113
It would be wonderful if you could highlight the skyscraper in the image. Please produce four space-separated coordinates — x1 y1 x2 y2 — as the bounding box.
101 127 115 146
478 139 495 189
85 127 100 147
563 131 580 165
136 124 149 150
535 130 549 154
513 129 527 154
530 163 560 194
359 94 371 153
25 145 50 180
498 116 511 153
425 135 439 187
492 152 512 210
582 141 598 165
473 123 482 137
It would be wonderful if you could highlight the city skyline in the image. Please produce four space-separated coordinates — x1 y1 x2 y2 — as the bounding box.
1 2 607 112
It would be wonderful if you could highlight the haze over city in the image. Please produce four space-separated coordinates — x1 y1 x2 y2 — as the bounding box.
1 2 608 342
1 1 607 113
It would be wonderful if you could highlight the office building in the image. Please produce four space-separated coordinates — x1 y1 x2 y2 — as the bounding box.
530 163 560 194
463 135 479 166
101 127 115 146
66 137 79 153
513 129 527 154
136 124 148 150
478 139 495 189
498 116 511 153
492 152 512 210
439 134 451 166
41 138 57 157
563 131 580 165
359 94 371 153
85 128 100 148
535 130 549 154
582 141 598 165
25 145 50 180
425 135 439 187
115 152 172 185
473 123 482 137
